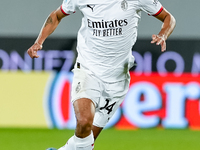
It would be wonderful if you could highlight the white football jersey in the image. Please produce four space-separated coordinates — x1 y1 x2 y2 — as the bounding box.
61 0 163 82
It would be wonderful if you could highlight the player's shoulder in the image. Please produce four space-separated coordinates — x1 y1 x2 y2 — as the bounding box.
126 0 159 5
78 0 107 4
137 0 161 7
138 0 160 4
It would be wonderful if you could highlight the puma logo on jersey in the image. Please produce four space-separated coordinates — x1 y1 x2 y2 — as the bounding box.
87 4 95 12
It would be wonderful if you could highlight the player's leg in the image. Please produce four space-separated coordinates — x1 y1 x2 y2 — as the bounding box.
47 126 101 150
57 64 104 150
58 98 95 150
46 126 103 150
73 98 95 138
92 125 103 141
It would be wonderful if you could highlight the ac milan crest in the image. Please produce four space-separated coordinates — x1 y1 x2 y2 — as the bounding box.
121 0 128 11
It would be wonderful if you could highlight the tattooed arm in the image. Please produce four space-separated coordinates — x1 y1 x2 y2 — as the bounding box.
27 7 67 58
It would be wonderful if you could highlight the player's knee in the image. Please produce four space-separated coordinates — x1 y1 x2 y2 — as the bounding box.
77 117 93 132
77 117 93 128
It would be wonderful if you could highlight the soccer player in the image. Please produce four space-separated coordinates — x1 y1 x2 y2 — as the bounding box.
27 0 176 149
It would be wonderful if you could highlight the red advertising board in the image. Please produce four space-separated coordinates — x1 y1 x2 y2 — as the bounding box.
114 72 200 129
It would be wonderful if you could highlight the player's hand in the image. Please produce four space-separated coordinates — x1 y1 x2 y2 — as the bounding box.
27 43 43 58
151 34 166 52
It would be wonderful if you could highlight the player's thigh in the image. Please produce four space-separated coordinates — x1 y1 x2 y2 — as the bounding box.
73 98 96 123
73 98 96 138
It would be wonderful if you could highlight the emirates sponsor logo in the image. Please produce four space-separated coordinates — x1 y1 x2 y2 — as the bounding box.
87 18 128 37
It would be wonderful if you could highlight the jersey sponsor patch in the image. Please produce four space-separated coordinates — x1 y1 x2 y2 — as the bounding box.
87 18 128 37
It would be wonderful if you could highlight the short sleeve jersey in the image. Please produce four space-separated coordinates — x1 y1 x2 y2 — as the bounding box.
61 0 163 82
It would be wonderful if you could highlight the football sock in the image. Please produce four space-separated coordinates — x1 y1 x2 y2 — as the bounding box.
74 131 94 150
58 131 94 150
58 136 75 150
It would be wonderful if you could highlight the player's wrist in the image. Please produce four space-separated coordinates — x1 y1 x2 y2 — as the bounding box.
158 34 167 40
34 41 43 47
33 42 43 50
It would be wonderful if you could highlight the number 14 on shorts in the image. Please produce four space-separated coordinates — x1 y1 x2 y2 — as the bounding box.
100 99 116 114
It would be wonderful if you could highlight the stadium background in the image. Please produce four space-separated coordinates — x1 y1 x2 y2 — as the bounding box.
0 0 200 150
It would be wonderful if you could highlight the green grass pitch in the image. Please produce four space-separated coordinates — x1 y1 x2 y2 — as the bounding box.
0 128 200 150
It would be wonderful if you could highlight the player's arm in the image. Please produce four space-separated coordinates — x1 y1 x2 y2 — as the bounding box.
151 8 176 52
27 7 68 58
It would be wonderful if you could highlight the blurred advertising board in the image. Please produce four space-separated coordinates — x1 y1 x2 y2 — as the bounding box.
0 38 76 72
0 38 199 73
0 71 50 127
0 38 199 128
